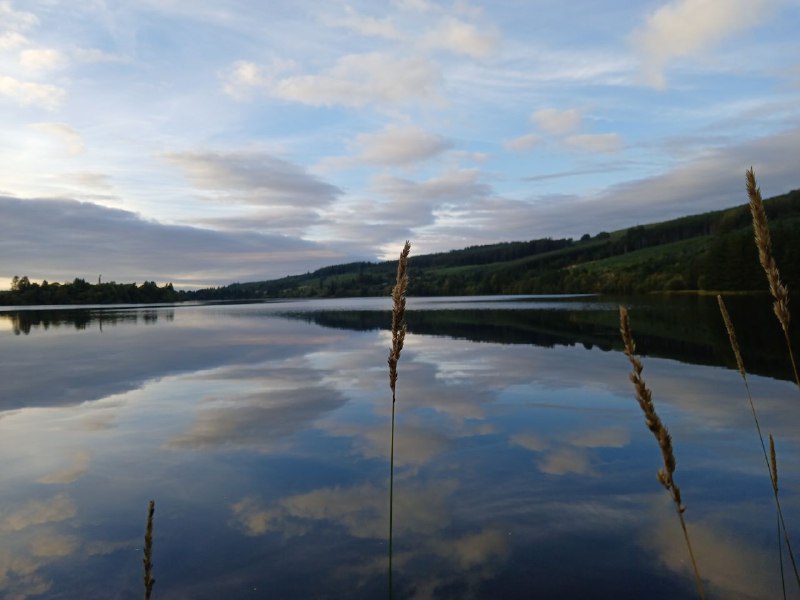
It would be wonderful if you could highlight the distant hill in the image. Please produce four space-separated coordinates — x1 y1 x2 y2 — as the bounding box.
192 187 800 299
2 187 799 306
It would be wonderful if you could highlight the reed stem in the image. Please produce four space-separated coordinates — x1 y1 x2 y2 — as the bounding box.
717 295 799 590
619 306 705 599
387 241 410 600
143 499 155 600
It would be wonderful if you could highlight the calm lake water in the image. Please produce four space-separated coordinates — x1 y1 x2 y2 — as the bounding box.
0 295 798 599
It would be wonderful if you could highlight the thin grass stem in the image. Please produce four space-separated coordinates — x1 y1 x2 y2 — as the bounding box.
717 295 799 590
771 434 787 600
143 499 155 600
387 241 410 600
619 306 706 599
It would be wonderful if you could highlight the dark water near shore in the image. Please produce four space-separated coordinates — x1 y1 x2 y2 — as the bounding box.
0 294 798 599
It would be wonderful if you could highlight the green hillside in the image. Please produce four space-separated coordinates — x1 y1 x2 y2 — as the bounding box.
193 187 800 299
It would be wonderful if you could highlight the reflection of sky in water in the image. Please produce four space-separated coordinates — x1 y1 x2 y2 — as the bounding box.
0 299 798 598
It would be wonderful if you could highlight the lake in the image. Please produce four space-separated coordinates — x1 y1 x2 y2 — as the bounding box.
0 295 798 599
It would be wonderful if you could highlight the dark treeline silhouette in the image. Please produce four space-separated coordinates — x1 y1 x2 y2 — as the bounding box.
0 309 172 335
279 293 799 383
0 277 185 306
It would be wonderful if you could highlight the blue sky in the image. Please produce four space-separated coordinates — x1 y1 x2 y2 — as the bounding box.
0 0 798 288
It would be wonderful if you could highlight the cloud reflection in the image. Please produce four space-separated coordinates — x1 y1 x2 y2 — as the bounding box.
168 387 347 450
2 495 76 532
232 479 458 540
641 504 781 600
37 450 90 484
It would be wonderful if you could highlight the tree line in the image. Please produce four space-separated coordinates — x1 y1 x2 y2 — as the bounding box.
0 276 184 305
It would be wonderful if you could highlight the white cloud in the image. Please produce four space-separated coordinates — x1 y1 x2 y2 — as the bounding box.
71 47 128 64
565 133 624 153
538 447 592 475
379 168 488 202
510 432 549 452
2 495 76 531
566 427 630 449
19 48 63 71
29 122 84 154
225 53 444 108
0 76 64 110
352 123 451 165
531 108 582 135
503 133 540 152
327 6 400 39
222 58 297 98
630 0 775 88
425 17 499 58
392 0 435 11
0 1 39 32
37 451 91 484
0 30 27 49
164 150 341 207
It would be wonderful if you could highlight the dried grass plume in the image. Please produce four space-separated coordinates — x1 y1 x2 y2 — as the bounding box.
388 240 411 402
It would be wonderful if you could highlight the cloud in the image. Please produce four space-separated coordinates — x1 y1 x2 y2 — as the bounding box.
19 48 63 72
531 108 582 135
0 195 348 287
371 168 491 227
223 53 443 108
37 451 91 484
537 447 593 475
164 150 341 208
28 532 79 558
350 123 451 166
642 508 780 599
324 421 451 467
0 1 38 29
425 17 499 58
64 171 113 191
565 133 624 153
29 122 84 154
0 30 27 48
392 0 435 11
430 529 509 569
0 76 65 110
326 6 400 39
231 479 458 539
530 127 800 239
167 388 347 450
194 206 323 235
71 47 128 64
630 0 776 88
566 427 630 449
503 133 541 152
510 433 549 452
2 495 77 532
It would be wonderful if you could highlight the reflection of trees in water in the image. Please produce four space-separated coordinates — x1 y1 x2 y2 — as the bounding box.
282 295 799 383
1 309 174 336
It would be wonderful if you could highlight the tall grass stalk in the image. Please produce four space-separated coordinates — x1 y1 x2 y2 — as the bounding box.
718 295 799 592
143 500 155 600
771 435 788 600
619 306 706 599
746 167 800 389
388 241 410 599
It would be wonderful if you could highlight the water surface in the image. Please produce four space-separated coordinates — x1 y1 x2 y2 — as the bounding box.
0 295 798 599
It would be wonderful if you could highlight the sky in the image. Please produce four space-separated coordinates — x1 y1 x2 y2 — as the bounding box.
0 0 798 289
